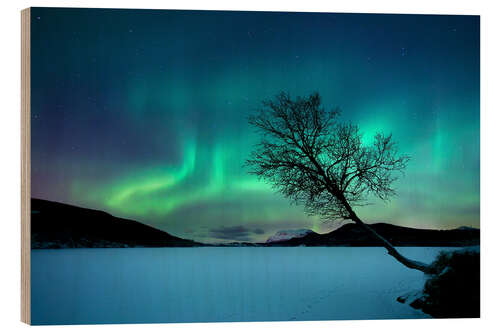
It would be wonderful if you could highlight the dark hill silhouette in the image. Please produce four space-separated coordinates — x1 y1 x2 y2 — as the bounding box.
264 223 480 247
31 198 202 248
31 199 479 249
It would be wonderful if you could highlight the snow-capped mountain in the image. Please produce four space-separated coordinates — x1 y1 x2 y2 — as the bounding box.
266 229 315 243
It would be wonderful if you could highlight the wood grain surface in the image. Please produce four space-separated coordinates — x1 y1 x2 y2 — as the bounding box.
21 7 30 325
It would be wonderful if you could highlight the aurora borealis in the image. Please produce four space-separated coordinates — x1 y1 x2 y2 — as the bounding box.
30 8 480 243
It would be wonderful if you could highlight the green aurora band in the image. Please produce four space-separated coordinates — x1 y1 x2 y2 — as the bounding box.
31 9 479 243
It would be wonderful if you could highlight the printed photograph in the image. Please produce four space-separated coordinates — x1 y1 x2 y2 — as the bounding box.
29 8 479 324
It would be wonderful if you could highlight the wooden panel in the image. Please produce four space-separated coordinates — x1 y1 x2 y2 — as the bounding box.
21 7 31 325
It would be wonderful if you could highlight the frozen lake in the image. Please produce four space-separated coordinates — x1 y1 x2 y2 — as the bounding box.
31 247 455 325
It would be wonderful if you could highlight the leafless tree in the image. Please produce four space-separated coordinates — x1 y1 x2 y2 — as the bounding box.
246 92 430 273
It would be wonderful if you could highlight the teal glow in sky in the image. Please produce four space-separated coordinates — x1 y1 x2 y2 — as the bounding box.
30 8 479 243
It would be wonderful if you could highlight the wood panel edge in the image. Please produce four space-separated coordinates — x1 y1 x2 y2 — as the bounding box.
21 7 31 325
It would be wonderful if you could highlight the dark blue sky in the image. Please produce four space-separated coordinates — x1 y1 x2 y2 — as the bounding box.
30 8 479 242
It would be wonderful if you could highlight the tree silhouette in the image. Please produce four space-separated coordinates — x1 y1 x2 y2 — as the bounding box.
246 92 430 273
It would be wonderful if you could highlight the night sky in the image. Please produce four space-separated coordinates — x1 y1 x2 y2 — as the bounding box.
30 8 480 243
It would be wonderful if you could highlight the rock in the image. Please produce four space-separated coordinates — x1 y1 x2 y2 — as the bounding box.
397 290 425 309
397 248 480 318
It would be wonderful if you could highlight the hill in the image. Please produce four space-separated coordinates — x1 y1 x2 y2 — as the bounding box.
264 223 479 247
31 198 202 249
31 199 479 248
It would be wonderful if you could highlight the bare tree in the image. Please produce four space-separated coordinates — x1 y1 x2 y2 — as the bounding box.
246 92 430 273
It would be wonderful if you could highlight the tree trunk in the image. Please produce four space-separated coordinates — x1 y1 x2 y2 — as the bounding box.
342 200 431 273
354 218 431 273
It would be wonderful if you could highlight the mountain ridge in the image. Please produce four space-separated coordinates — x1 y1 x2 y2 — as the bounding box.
266 229 317 243
262 223 479 247
31 199 479 248
31 198 202 249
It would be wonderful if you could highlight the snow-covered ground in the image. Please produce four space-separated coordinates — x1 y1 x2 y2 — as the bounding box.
31 247 457 325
